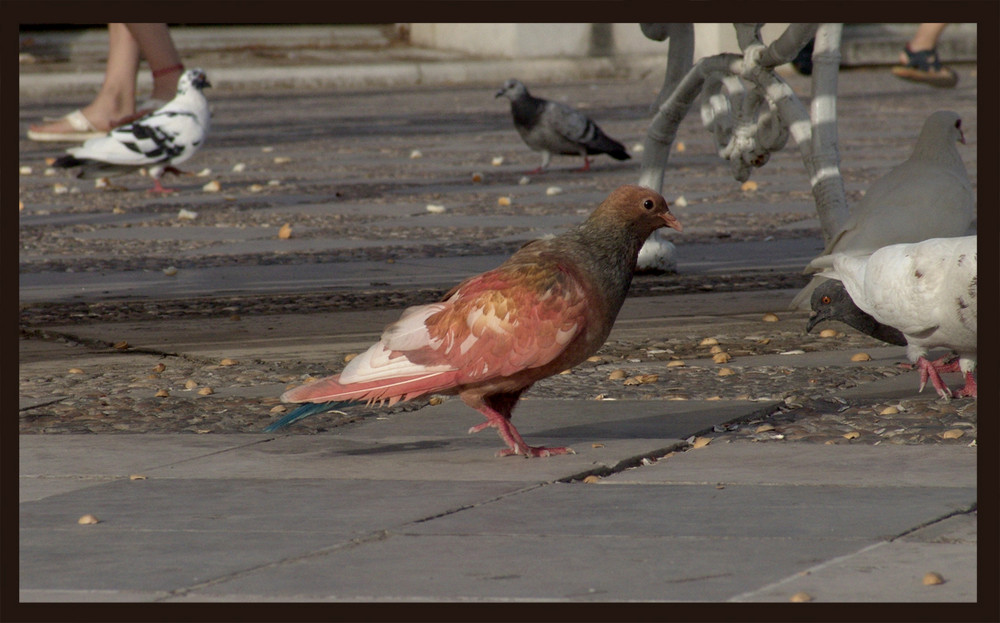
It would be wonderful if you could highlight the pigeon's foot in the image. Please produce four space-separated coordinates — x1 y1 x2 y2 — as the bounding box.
575 157 592 173
931 356 961 374
953 372 977 398
525 167 546 175
149 179 176 194
496 445 575 458
904 353 959 372
469 410 572 459
914 356 953 400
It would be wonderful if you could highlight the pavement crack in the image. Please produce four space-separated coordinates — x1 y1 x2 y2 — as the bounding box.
161 529 394 600
888 504 977 542
410 483 547 524
19 397 68 412
20 326 180 358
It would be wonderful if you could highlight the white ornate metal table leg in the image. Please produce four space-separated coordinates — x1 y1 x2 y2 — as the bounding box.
637 23 848 270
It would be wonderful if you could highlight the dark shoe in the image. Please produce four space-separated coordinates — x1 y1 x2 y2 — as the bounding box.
891 45 958 88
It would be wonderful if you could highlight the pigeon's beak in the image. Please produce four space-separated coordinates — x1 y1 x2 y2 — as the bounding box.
958 128 966 144
805 311 822 334
659 210 683 233
495 88 506 98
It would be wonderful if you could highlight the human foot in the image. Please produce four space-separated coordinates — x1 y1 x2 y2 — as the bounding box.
27 110 108 142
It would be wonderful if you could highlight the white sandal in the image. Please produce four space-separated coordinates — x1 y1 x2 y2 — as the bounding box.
27 109 107 142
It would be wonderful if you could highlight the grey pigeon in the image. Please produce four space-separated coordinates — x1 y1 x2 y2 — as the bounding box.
820 236 977 399
805 279 907 346
54 68 212 193
790 110 974 309
495 78 630 173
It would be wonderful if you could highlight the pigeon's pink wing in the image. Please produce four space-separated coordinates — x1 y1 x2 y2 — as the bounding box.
281 258 591 405
420 259 592 378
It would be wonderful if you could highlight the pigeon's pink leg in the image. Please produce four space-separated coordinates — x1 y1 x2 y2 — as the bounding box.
899 353 956 371
914 356 953 400
901 354 974 398
149 178 176 194
468 407 574 458
575 156 592 172
928 356 976 397
953 372 977 398
932 358 961 374
148 166 190 194
526 167 546 175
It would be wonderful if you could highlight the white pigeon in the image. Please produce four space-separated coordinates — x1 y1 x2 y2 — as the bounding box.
54 68 212 193
790 110 974 309
495 78 630 173
636 229 678 273
821 235 977 399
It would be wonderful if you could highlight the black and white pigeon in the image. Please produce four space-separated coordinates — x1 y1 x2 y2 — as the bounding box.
790 110 974 309
819 235 977 399
54 68 212 193
806 279 907 346
495 78 630 173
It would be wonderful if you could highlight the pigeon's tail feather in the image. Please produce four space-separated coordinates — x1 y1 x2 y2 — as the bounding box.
583 130 630 160
263 400 355 432
52 155 131 179
605 146 631 161
53 155 86 169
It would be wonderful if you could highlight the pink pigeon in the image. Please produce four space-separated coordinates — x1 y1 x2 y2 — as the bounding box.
267 185 682 457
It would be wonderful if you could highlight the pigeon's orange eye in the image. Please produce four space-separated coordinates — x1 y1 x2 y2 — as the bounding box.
643 199 654 210
821 296 831 305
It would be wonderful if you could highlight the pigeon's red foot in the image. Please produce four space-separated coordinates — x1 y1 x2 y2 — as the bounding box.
469 410 573 458
914 356 953 400
953 372 977 398
899 353 956 372
575 157 592 173
495 445 575 458
148 180 176 195
525 167 546 175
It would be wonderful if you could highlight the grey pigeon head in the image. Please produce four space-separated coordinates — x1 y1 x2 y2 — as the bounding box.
911 110 965 161
495 78 528 101
178 68 212 94
806 279 907 346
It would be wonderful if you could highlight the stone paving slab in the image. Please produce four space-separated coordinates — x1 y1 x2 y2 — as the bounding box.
601 442 977 488
166 533 878 602
733 513 978 602
19 398 777 493
160 483 974 602
320 398 779 444
19 435 269 502
19 477 530 596
403 483 975 541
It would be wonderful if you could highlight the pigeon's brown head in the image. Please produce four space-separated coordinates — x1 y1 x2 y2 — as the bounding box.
593 185 682 238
